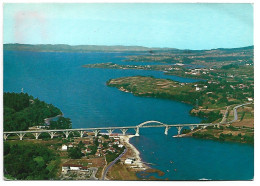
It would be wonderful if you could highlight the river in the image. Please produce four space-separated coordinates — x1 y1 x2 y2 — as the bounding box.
3 50 254 180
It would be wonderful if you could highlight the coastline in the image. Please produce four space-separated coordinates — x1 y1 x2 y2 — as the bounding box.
120 135 149 170
44 114 63 125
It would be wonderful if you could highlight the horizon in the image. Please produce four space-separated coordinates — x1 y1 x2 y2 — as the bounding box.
4 3 253 50
3 43 254 51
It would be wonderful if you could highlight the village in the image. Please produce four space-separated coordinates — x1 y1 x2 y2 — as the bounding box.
55 132 142 180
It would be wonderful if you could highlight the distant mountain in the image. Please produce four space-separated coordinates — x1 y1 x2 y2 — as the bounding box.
3 43 253 53
3 43 172 52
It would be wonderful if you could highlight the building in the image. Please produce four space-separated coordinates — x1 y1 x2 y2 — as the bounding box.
125 158 134 164
85 148 92 154
108 147 116 153
61 144 68 151
62 164 89 173
29 125 48 130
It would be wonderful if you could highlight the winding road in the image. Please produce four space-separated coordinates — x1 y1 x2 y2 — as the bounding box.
101 148 127 180
230 102 252 123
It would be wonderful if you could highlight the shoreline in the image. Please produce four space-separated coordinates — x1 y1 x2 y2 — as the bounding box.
44 114 63 125
119 135 149 171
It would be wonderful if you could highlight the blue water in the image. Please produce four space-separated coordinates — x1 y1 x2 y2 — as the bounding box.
4 51 254 180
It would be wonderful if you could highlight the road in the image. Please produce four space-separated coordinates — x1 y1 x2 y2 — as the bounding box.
101 148 127 180
230 102 252 123
220 106 230 124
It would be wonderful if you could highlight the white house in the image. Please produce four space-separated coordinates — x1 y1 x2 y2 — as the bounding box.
70 165 81 171
195 87 201 91
118 144 124 148
62 164 89 172
247 97 253 102
125 158 134 164
61 144 68 151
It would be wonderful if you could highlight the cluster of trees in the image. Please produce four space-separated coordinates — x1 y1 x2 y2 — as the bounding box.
4 92 62 131
192 131 216 140
221 64 239 69
191 110 223 123
4 142 59 180
181 129 191 134
68 139 96 159
68 146 83 159
49 117 72 130
192 131 253 144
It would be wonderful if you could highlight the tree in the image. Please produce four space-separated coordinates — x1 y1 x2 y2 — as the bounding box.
68 147 83 159
78 141 84 149
4 92 62 131
49 117 72 129
4 142 10 156
4 143 58 180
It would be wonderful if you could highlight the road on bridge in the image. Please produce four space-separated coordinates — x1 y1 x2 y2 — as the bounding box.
101 148 127 180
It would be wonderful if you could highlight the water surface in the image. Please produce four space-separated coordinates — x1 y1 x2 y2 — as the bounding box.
4 51 254 180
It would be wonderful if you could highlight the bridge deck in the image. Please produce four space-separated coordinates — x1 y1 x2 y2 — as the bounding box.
3 123 213 134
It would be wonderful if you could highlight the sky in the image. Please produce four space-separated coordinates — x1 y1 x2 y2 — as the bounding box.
3 3 253 50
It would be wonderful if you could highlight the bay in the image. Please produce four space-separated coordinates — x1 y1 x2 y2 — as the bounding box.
4 50 254 180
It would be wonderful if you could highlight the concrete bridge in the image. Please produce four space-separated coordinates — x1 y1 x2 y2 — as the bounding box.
3 120 216 141
4 102 252 141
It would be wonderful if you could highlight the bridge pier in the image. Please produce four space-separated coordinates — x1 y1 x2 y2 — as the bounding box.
189 125 195 131
107 129 114 135
63 131 71 139
135 127 140 136
33 132 40 140
48 132 56 139
17 133 25 140
4 133 9 141
177 126 183 136
164 126 169 135
80 131 84 138
93 130 100 137
120 128 128 135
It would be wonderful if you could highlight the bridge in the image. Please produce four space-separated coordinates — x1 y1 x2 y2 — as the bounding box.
3 102 252 141
3 120 215 141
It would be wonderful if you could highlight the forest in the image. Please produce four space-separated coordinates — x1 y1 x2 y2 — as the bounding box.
4 92 62 131
4 142 60 180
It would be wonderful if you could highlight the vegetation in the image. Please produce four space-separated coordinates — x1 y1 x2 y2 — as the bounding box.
49 117 72 129
4 142 60 180
68 147 83 159
107 74 252 110
4 92 62 131
192 128 254 144
123 45 253 68
191 110 223 123
181 129 191 134
107 163 139 180
105 146 125 164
